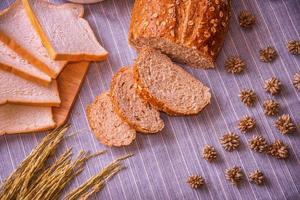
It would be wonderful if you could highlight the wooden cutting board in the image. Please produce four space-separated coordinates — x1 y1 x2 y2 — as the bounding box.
53 62 89 126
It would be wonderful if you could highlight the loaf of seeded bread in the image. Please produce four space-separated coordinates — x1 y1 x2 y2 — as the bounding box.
22 0 108 62
0 104 55 135
0 0 67 79
0 40 51 86
0 69 61 106
110 67 164 133
129 0 231 68
134 48 211 115
86 92 136 147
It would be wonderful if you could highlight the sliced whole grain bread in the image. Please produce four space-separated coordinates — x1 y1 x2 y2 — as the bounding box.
0 69 61 106
0 104 55 135
110 67 164 133
134 48 211 115
0 40 51 85
0 0 67 79
22 0 108 62
86 92 136 147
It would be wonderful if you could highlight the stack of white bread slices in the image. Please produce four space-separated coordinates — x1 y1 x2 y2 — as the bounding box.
0 0 107 135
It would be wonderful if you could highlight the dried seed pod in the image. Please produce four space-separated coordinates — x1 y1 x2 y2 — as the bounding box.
268 140 289 159
248 135 268 153
293 72 300 90
264 77 282 95
225 166 243 185
249 170 265 185
187 175 205 189
238 10 256 29
202 145 217 162
238 115 256 133
225 56 246 74
275 114 296 135
259 47 278 63
263 99 280 116
287 40 300 55
239 89 256 107
220 132 240 151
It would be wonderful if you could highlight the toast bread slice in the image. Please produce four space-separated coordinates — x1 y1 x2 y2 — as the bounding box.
0 0 67 79
0 69 61 106
22 0 108 62
110 67 164 133
86 92 136 147
134 48 211 115
0 104 55 135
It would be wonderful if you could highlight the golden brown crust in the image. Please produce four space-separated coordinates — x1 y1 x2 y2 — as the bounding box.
129 0 231 68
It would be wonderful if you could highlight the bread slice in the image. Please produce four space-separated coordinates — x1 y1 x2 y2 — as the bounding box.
129 0 231 68
0 69 61 106
134 48 211 115
111 67 164 133
0 104 55 135
22 0 108 62
86 92 136 147
0 0 67 79
0 40 51 86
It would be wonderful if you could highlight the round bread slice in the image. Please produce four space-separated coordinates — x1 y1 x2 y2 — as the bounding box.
86 92 136 147
134 48 211 116
110 67 164 133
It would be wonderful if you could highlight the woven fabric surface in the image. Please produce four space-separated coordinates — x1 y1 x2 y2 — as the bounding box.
0 0 299 199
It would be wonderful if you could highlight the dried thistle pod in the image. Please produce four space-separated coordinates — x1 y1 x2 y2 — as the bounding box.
225 56 246 74
293 72 300 90
202 145 217 162
259 46 278 63
264 77 282 95
275 114 296 134
249 170 265 185
248 135 268 153
268 140 289 159
225 166 243 185
220 132 240 151
238 115 256 133
263 99 280 116
239 89 256 107
238 10 256 29
187 175 205 189
287 40 300 55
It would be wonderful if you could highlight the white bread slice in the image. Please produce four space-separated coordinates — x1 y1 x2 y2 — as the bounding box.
22 0 108 62
110 67 164 133
134 48 211 116
0 40 51 86
0 0 67 79
0 69 61 106
86 92 136 147
0 104 55 135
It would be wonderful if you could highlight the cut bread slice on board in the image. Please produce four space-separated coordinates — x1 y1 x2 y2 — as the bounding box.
0 104 55 135
0 69 61 106
53 62 89 126
0 0 67 79
86 92 136 147
0 40 51 86
134 48 211 116
110 67 164 133
22 0 108 62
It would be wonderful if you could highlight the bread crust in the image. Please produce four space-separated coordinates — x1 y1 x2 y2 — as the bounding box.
22 0 108 62
129 0 231 68
110 67 164 133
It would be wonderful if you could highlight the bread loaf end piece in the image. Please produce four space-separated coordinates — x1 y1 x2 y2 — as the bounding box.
0 104 55 135
111 67 164 133
134 48 211 116
129 0 231 69
86 92 136 147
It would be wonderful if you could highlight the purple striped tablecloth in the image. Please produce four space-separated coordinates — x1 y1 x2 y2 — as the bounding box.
0 0 299 199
